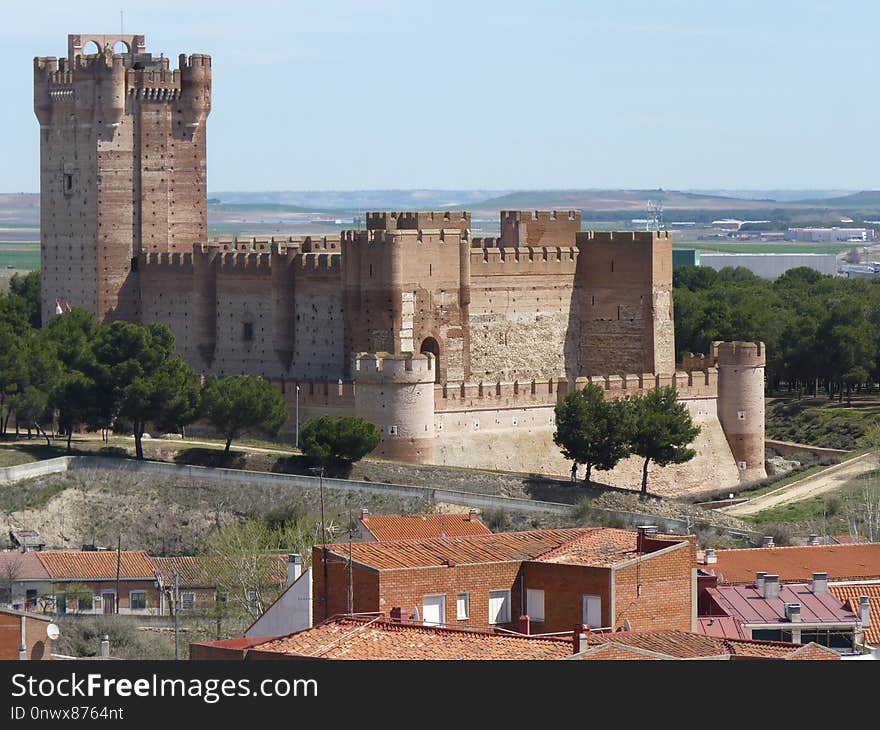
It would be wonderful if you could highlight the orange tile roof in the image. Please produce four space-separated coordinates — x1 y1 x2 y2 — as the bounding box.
325 528 686 571
829 584 880 646
698 543 880 584
578 630 838 660
360 513 491 541
152 555 288 588
0 551 50 581
250 616 574 660
538 529 688 567
36 550 156 580
323 528 592 570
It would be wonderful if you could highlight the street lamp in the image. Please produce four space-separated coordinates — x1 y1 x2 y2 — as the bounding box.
295 384 300 450
309 464 329 620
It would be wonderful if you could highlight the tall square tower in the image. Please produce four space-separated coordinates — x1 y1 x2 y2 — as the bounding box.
34 34 211 324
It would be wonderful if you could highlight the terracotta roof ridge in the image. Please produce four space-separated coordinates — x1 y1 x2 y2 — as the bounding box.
530 528 605 562
321 526 590 551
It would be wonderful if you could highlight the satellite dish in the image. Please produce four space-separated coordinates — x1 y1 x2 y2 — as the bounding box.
46 623 60 640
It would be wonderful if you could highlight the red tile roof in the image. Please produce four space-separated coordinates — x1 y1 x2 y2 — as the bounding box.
698 543 880 584
703 583 859 626
323 528 591 570
324 528 688 571
250 616 575 660
35 551 156 580
360 513 491 541
152 555 288 589
538 529 689 568
829 584 880 646
0 551 50 581
577 630 839 660
698 615 749 640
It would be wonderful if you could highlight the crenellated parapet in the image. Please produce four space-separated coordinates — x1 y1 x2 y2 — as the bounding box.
470 245 579 276
352 351 436 384
712 340 765 368
500 210 581 247
366 211 471 232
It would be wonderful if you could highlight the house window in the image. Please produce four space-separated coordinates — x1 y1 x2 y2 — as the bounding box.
422 595 446 626
26 589 37 609
78 594 94 612
181 592 196 611
456 593 469 620
526 589 545 622
243 322 254 341
582 594 602 628
488 590 511 625
56 594 67 615
130 591 147 611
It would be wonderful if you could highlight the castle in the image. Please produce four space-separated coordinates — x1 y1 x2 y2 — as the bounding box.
34 35 767 495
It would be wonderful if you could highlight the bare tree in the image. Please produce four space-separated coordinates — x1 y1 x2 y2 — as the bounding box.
845 478 880 543
0 556 22 606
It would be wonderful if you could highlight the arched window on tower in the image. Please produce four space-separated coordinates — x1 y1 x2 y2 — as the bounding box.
420 337 441 384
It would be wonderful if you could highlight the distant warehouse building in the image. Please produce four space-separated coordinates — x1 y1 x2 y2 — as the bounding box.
699 253 839 279
789 227 874 242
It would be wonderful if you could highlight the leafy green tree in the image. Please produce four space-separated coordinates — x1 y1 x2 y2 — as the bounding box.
11 386 51 445
623 386 701 500
200 374 288 455
299 415 381 467
8 272 42 329
553 383 629 484
90 322 199 459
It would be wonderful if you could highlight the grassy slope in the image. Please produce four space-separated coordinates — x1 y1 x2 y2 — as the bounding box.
765 395 880 450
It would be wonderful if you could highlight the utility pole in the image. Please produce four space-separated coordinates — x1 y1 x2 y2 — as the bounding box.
114 535 121 615
347 508 353 614
309 465 328 619
295 384 300 449
173 573 180 661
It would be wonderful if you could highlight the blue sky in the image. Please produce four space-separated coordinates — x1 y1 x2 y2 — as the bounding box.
2 0 878 192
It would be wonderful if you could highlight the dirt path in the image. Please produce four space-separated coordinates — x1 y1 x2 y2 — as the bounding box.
721 453 879 517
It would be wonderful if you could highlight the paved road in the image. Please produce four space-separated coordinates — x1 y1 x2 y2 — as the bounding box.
721 452 879 517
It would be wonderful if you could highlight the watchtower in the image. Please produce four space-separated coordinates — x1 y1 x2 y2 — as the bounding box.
713 341 767 482
34 34 211 324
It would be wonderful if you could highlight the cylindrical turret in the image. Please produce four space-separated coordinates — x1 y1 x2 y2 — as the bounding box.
73 54 96 128
354 352 436 463
98 53 126 128
33 57 57 128
714 341 767 482
179 53 212 128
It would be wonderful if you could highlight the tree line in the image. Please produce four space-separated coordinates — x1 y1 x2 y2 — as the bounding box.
554 383 700 498
674 265 880 400
0 272 382 465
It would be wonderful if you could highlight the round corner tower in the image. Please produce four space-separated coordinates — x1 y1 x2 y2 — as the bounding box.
713 340 767 482
353 352 436 463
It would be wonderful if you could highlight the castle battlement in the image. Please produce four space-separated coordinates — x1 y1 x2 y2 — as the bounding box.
712 340 766 367
435 378 562 410
470 245 579 275
141 251 194 270
341 228 461 246
352 351 435 383
366 211 471 231
577 230 672 245
500 210 580 223
277 379 355 408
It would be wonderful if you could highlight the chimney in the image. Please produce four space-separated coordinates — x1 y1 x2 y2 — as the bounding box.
572 623 590 654
785 603 802 623
859 596 871 628
360 508 369 518
99 633 110 658
468 508 479 521
518 615 531 635
811 572 828 595
287 554 302 585
704 548 717 565
808 534 820 546
389 606 405 623
762 536 775 548
762 574 780 600
755 572 767 592
636 525 658 554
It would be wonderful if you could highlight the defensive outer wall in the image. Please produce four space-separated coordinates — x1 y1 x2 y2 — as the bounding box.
35 35 767 496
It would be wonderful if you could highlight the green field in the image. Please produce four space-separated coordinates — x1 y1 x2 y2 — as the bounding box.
0 246 40 271
675 242 853 255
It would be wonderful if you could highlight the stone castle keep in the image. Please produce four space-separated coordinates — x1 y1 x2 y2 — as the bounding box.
34 35 767 495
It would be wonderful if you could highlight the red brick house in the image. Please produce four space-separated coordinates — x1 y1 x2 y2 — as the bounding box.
0 607 55 660
313 526 697 634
